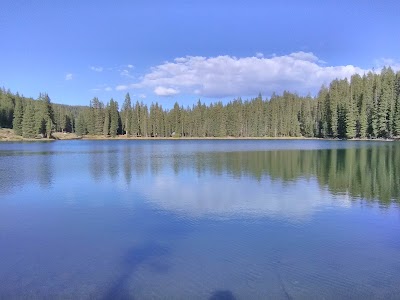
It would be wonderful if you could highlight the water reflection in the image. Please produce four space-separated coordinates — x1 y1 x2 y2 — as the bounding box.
79 142 400 219
123 146 132 185
1 141 399 207
108 149 119 180
0 145 55 195
89 147 106 182
133 145 147 176
143 175 336 220
112 144 399 206
1 141 400 299
37 144 54 188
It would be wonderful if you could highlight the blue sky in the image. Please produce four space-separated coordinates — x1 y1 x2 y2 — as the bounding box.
1 0 399 109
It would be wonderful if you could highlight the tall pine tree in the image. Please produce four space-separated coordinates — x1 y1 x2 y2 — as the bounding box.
22 101 36 138
12 96 23 136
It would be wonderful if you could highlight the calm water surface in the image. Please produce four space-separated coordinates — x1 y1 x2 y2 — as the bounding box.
0 140 399 299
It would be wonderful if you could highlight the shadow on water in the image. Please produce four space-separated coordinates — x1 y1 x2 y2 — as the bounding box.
209 290 236 300
102 242 169 300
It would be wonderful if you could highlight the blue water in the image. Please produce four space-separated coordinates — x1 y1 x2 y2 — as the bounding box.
0 140 399 299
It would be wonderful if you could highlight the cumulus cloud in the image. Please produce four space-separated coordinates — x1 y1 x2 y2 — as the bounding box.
65 73 73 80
90 66 103 72
128 52 369 97
127 64 134 69
374 58 400 71
105 87 112 92
154 86 180 96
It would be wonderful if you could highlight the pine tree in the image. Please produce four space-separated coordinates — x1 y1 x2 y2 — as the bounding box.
140 103 148 137
103 104 110 136
0 90 15 128
351 74 365 138
75 112 86 136
328 80 340 137
346 81 357 139
370 74 380 137
12 96 23 136
316 86 329 137
131 101 140 136
377 68 392 137
363 72 375 137
394 93 400 136
109 99 119 137
150 103 161 137
300 98 314 137
121 93 132 136
22 101 36 138
35 93 54 138
90 97 104 135
85 106 95 135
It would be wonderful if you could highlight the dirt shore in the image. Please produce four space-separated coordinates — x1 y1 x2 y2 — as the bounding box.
0 128 397 142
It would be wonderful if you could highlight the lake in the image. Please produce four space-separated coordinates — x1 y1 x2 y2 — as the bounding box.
0 140 399 299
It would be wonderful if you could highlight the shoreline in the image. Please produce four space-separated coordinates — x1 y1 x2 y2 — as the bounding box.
0 129 397 142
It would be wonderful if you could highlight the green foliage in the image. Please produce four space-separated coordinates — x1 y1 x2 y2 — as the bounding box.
22 101 36 138
109 99 119 137
91 97 104 135
1 67 400 140
35 93 55 138
103 104 110 136
300 97 314 137
75 111 86 136
395 93 400 136
13 96 23 136
0 89 14 128
121 93 132 136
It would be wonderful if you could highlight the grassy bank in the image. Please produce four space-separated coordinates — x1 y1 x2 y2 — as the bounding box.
1 128 397 142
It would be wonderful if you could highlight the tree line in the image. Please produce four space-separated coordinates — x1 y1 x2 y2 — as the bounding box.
1 67 400 139
0 90 84 138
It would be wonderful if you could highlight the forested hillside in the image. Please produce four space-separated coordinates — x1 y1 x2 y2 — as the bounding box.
0 91 85 138
1 67 400 139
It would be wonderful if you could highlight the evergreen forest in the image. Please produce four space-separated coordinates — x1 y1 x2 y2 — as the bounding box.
1 67 400 139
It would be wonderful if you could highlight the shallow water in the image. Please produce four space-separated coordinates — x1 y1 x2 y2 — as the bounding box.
0 140 399 299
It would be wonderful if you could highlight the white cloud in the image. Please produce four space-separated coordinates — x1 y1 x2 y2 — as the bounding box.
90 85 113 92
374 58 400 71
90 66 103 72
65 73 73 80
127 64 134 69
116 84 128 91
141 174 348 221
154 86 180 96
288 51 319 62
129 52 369 97
120 69 134 78
139 93 146 99
255 52 264 58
